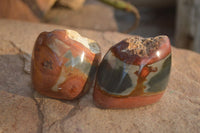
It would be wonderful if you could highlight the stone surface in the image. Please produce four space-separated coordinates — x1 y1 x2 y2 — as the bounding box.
0 40 40 133
0 19 200 133
0 91 39 133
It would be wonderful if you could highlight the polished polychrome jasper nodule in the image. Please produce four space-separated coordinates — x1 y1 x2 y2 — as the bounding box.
31 29 101 100
93 35 171 109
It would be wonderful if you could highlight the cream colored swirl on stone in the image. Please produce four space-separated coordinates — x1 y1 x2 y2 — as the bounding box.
48 38 70 56
51 66 66 92
66 29 100 54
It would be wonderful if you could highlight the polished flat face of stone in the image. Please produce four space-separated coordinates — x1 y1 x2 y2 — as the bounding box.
32 29 101 100
97 51 171 96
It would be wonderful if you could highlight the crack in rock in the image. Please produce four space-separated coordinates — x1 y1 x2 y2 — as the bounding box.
33 97 45 133
9 40 32 74
46 103 81 133
46 107 81 133
2 39 43 132
58 99 81 133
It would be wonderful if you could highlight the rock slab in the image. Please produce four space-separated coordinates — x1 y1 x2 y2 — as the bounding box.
0 19 200 133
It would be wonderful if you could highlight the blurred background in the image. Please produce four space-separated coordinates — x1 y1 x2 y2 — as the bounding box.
0 0 199 53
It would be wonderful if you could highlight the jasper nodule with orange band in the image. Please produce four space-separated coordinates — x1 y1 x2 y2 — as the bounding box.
93 35 171 109
31 29 101 100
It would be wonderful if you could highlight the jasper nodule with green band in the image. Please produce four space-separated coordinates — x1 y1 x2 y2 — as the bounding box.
93 35 171 109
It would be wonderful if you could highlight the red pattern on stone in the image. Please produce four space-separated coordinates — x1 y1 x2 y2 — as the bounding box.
93 83 164 109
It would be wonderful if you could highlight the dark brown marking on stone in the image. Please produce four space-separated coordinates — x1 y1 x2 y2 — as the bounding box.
42 60 53 69
129 65 158 96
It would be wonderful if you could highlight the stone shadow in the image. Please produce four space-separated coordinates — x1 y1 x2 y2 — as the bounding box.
0 53 97 109
0 54 33 98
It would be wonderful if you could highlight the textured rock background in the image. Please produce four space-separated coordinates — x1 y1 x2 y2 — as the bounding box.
0 19 200 133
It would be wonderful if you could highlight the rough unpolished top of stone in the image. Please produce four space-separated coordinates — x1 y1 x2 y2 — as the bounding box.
123 36 166 57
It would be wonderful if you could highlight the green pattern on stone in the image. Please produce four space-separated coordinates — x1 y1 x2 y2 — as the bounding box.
64 50 93 76
146 55 171 93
